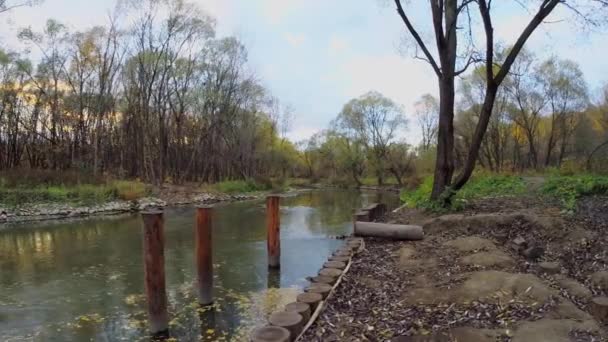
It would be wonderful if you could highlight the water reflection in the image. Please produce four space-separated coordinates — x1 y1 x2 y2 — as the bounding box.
0 190 398 341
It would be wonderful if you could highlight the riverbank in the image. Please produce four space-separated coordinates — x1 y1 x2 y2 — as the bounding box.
0 187 261 225
302 193 608 341
0 178 400 225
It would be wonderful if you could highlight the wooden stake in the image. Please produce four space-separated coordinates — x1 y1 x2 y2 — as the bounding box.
195 206 213 305
141 210 169 336
267 195 281 268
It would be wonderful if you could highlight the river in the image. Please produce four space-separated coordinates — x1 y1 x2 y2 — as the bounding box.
0 190 399 341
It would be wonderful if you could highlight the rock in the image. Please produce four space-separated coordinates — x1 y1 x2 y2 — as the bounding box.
403 271 557 305
538 261 561 274
135 197 167 210
512 236 527 247
590 271 608 291
554 276 592 299
397 246 416 264
521 245 544 260
459 250 515 268
457 271 556 304
589 297 608 323
512 318 599 342
443 236 496 252
548 300 594 321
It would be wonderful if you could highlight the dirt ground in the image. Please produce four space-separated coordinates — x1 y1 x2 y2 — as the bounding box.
302 193 608 341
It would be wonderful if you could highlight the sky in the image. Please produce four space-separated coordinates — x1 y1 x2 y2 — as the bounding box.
1 0 607 144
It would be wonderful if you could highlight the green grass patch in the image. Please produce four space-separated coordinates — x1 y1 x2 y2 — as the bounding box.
0 180 150 207
400 174 526 211
211 179 271 194
541 174 608 211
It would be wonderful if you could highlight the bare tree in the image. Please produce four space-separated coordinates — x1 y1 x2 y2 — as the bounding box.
392 0 607 202
415 94 438 151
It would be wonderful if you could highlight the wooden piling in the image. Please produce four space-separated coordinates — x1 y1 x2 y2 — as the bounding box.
267 195 281 268
195 206 213 305
141 210 169 336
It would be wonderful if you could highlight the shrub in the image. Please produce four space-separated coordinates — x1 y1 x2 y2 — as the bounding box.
110 180 149 201
541 174 608 210
214 179 270 194
400 174 526 212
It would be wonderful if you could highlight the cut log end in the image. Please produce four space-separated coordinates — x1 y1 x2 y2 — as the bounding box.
333 250 352 257
251 325 291 342
328 255 350 263
285 302 311 322
297 292 322 310
305 283 333 299
269 311 303 339
319 267 342 278
310 275 337 285
323 261 346 270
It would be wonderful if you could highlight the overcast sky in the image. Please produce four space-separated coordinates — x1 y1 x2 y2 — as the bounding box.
1 0 606 144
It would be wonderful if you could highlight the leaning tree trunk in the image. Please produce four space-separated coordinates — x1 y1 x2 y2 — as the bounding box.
452 85 499 191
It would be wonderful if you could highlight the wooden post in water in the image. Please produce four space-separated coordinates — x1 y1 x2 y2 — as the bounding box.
267 195 281 268
141 210 169 337
195 206 213 306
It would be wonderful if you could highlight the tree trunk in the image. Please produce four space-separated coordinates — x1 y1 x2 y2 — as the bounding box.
431 78 456 200
452 85 498 191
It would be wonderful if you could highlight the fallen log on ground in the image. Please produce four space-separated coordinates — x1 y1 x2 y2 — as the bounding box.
354 221 424 240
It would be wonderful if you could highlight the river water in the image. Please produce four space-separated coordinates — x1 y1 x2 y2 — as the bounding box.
0 190 398 341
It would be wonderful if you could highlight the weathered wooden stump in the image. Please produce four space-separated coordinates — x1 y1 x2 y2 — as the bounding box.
297 292 322 310
354 211 371 222
347 240 361 248
251 326 291 342
141 211 169 336
323 261 346 270
305 283 333 299
333 250 352 257
319 267 342 278
195 206 213 305
346 237 363 244
310 275 337 285
589 297 608 323
329 255 350 263
267 196 281 268
269 311 304 341
341 244 357 252
285 302 311 321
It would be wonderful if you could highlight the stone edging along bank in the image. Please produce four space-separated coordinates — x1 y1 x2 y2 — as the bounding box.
249 237 364 342
0 193 258 225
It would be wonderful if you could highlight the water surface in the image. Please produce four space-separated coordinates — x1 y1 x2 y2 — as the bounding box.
0 190 398 341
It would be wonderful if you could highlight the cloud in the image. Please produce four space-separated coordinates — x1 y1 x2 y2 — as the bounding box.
328 35 349 57
284 32 306 47
260 0 306 25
